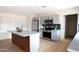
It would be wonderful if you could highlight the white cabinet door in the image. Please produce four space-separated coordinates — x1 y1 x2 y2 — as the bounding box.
51 30 60 41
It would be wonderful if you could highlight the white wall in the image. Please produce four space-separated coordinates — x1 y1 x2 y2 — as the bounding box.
26 15 36 31
0 12 27 32
0 12 35 40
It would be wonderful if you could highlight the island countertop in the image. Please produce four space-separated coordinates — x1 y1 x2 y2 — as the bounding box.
10 31 39 37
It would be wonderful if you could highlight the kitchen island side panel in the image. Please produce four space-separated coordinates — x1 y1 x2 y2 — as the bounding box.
12 33 30 52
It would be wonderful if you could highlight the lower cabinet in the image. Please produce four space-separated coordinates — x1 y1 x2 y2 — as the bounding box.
12 33 30 52
51 30 60 41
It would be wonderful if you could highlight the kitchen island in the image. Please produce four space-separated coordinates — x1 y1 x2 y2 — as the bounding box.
12 31 40 52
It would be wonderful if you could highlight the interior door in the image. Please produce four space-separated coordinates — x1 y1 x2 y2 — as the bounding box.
65 14 77 38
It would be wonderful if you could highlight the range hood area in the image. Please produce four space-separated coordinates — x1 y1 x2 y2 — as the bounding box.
42 19 61 30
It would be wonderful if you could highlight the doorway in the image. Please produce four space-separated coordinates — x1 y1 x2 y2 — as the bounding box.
65 14 78 38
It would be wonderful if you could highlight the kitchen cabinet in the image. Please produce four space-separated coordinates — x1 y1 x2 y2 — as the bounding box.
12 33 30 52
51 30 60 41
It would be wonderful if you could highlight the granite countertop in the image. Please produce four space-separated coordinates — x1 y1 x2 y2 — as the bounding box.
9 30 39 37
67 32 79 52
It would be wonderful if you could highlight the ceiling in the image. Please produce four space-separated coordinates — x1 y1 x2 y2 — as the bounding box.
0 6 76 16
0 0 79 16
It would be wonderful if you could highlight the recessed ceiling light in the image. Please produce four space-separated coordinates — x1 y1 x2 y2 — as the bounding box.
41 6 47 7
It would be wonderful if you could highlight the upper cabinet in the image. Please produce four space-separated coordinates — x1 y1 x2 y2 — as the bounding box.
53 15 59 24
39 15 59 25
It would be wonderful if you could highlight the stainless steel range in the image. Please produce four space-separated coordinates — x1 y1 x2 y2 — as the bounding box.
42 19 61 40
